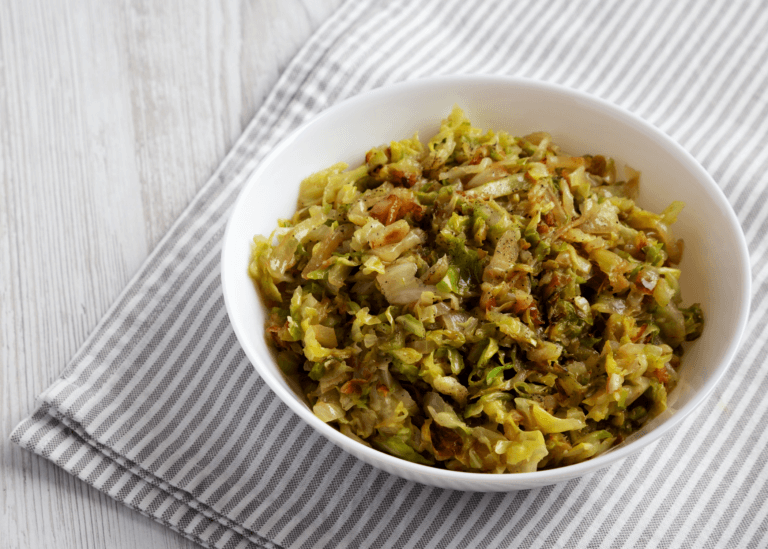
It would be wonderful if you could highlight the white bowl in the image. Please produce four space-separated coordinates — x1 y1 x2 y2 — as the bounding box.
221 75 751 491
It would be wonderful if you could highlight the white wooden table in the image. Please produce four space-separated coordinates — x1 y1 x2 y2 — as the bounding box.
0 1 342 546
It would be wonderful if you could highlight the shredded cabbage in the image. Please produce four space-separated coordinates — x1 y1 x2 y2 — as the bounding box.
250 107 704 473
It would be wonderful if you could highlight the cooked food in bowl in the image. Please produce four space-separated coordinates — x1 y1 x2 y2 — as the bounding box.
248 106 704 473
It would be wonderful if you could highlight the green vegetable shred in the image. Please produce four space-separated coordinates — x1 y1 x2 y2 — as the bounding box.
249 107 704 473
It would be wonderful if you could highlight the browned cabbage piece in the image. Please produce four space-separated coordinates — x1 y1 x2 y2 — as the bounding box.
249 106 704 473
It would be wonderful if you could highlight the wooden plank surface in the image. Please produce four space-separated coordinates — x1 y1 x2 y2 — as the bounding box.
0 1 343 547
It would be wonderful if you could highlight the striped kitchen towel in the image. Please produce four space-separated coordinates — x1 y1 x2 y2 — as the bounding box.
12 0 768 547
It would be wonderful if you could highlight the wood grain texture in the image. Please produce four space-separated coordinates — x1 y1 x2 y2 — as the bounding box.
0 1 343 547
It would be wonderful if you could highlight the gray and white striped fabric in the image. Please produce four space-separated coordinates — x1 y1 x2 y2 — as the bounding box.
12 0 768 547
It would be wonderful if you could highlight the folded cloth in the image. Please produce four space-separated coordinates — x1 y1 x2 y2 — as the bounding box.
12 0 768 547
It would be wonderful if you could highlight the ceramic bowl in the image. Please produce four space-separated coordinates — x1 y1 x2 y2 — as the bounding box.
221 75 750 491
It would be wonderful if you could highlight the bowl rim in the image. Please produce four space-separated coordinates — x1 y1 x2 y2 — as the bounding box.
221 74 752 487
